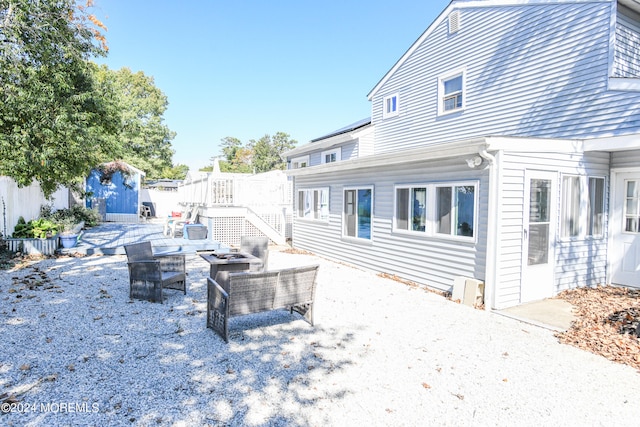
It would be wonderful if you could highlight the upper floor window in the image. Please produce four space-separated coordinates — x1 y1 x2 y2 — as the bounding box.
382 93 399 119
290 156 309 169
321 148 341 164
438 70 465 115
561 175 605 238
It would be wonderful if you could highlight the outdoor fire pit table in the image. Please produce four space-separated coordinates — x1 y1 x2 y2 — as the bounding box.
198 250 262 279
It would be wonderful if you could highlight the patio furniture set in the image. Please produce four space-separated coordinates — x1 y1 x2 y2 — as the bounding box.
163 206 207 239
124 236 319 342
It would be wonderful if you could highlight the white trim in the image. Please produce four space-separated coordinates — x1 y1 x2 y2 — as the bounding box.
608 0 618 79
584 134 640 152
433 181 479 243
382 93 400 119
367 0 567 100
438 68 466 116
283 124 373 158
297 187 330 222
480 149 499 311
608 77 640 91
392 181 479 243
342 186 374 241
321 148 341 164
290 155 309 169
393 183 429 235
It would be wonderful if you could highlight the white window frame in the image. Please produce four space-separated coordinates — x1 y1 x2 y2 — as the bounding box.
393 184 428 234
321 148 341 164
382 93 399 119
290 155 309 169
298 188 329 222
393 181 478 242
434 181 477 241
561 174 606 239
438 69 465 116
342 186 374 241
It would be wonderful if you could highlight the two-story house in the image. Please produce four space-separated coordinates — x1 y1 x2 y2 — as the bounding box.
283 0 640 310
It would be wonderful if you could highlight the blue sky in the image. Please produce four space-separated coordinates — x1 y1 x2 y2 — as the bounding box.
95 1 451 171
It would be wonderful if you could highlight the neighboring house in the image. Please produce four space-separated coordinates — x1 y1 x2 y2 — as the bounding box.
86 161 145 223
283 0 640 310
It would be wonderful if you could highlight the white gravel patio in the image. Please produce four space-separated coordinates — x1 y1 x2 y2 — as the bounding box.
1 248 639 426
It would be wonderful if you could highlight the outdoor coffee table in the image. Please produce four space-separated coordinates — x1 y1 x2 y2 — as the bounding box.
198 251 261 279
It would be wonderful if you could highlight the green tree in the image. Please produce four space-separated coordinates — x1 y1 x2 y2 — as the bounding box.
0 0 117 197
96 65 177 179
219 136 252 173
250 132 297 173
161 163 189 180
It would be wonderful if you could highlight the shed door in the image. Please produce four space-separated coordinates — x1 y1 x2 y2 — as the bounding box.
611 173 640 286
521 170 556 303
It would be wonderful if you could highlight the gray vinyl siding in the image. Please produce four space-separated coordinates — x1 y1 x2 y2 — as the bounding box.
304 142 359 167
611 149 640 168
495 151 610 309
292 158 489 293
615 6 640 77
372 3 640 152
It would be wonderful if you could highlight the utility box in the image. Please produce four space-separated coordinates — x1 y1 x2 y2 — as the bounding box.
452 276 485 308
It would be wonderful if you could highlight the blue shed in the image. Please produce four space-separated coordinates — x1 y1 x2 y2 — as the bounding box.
86 161 145 223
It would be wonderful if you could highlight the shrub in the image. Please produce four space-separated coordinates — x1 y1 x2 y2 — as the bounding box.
40 204 102 228
12 216 59 238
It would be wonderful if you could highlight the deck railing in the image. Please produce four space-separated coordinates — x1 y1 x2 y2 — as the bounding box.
177 170 293 242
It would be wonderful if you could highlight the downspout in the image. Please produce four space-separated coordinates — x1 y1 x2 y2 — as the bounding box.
479 147 499 311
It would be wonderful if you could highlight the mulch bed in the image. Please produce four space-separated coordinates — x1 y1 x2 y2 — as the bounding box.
555 286 640 371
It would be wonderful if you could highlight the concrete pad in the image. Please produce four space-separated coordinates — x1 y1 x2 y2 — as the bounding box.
496 298 577 331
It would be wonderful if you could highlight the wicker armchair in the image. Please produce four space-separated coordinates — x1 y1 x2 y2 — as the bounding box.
240 236 269 272
124 241 186 303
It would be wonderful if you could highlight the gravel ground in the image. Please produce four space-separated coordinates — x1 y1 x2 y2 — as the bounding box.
1 248 640 427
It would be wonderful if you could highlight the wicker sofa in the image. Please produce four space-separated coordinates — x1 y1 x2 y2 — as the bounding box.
207 264 319 342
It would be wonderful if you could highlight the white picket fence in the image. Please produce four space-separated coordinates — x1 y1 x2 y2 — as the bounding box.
0 177 69 238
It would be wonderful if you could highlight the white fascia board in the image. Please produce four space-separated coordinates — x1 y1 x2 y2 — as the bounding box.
484 136 585 153
285 138 490 177
583 133 640 152
367 6 451 100
282 124 373 159
608 78 640 91
367 0 566 101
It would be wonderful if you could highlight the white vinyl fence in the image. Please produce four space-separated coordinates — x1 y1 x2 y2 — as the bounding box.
0 177 69 238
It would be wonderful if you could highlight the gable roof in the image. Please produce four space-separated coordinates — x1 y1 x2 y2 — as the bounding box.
368 0 624 100
367 1 453 100
283 118 373 159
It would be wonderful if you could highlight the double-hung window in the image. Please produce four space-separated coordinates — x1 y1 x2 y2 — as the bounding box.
383 93 399 119
393 182 477 240
438 70 465 115
561 175 605 238
290 156 309 169
298 188 329 221
321 148 341 164
343 187 373 240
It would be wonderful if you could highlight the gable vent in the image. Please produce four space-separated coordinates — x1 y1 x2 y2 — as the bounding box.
449 10 460 34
